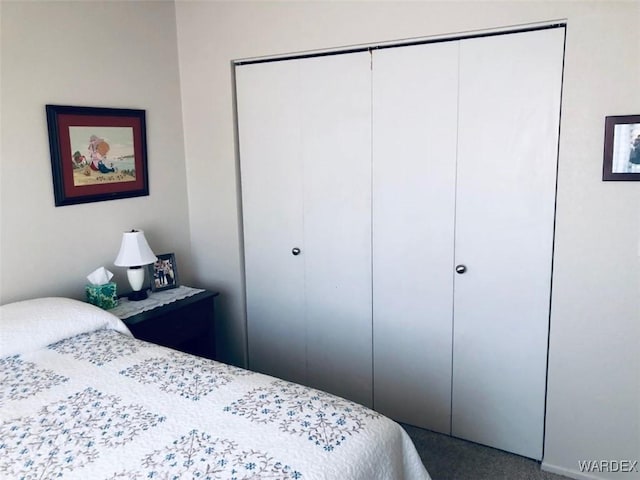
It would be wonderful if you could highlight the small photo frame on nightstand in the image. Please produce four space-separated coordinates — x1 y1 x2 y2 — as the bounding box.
148 253 179 292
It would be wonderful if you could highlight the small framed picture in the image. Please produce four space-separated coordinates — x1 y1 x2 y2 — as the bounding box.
148 253 179 292
602 115 640 181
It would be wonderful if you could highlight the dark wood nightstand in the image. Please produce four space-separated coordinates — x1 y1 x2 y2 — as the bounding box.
119 290 219 360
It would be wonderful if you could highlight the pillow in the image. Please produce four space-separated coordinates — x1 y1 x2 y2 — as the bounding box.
0 297 132 358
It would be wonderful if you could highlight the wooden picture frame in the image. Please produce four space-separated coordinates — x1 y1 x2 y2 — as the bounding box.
46 105 149 205
148 253 179 292
602 115 640 181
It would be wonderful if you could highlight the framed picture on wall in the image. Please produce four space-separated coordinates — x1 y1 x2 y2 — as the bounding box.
46 105 149 205
148 253 179 292
602 114 640 181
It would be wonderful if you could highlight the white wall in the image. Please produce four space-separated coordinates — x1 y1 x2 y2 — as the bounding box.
0 1 193 303
175 1 639 479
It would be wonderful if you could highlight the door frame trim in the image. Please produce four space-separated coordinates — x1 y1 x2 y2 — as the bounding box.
234 20 566 66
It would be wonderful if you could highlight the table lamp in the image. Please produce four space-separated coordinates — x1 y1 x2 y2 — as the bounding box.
114 229 157 301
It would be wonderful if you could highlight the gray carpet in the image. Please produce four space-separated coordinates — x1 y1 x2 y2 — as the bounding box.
402 424 570 480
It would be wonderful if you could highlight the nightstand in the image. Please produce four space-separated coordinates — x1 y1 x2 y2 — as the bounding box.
115 289 219 360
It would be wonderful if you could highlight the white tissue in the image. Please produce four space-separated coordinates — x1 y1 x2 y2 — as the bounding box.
86 267 114 286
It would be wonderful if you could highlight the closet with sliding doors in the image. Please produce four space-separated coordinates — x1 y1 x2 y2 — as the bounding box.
235 24 565 461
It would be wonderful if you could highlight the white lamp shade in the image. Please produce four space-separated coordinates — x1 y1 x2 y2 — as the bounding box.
114 230 157 267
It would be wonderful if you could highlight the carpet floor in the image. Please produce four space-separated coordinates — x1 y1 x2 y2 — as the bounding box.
402 424 571 480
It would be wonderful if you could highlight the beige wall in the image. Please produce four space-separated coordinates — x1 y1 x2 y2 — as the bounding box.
0 1 193 303
175 1 639 479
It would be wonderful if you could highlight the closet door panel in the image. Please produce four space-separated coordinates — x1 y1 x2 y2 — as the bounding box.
236 61 307 385
372 42 459 432
452 28 564 460
302 53 373 407
238 53 373 403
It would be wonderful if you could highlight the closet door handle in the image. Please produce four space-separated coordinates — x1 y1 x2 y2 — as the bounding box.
292 247 301 256
455 264 467 274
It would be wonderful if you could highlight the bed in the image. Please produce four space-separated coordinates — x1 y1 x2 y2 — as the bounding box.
0 297 430 480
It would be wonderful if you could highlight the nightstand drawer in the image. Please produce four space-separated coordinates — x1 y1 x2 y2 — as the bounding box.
129 311 208 347
120 290 218 360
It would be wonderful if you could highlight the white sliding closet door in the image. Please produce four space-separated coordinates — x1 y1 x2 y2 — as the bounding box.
372 42 459 433
237 60 307 385
237 53 373 406
238 26 564 458
301 54 373 407
452 28 564 460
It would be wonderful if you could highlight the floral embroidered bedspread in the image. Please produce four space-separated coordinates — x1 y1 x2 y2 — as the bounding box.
0 298 430 480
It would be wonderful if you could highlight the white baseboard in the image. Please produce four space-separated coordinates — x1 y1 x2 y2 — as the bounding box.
541 462 607 480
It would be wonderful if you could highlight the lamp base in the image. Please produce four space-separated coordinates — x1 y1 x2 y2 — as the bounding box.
127 290 148 301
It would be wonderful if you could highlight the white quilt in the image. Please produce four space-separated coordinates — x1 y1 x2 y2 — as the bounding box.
0 298 430 480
